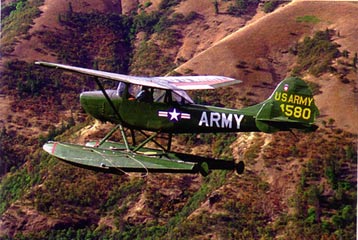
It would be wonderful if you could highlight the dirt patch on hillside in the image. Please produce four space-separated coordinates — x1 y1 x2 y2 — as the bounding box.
174 0 257 62
177 1 358 77
311 73 358 134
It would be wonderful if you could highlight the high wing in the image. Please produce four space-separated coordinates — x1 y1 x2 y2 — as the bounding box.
35 61 241 91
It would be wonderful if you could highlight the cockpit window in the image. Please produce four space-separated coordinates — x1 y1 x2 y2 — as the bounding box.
116 83 193 104
117 82 126 96
153 89 193 104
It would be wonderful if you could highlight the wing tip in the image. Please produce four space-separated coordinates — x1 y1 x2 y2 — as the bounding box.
35 61 57 68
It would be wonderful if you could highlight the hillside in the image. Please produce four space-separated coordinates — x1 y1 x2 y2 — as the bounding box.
0 0 357 239
176 1 358 133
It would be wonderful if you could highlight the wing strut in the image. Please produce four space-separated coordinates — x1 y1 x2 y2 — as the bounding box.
93 77 129 150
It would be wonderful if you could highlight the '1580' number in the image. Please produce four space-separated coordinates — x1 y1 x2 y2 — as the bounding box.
280 104 311 120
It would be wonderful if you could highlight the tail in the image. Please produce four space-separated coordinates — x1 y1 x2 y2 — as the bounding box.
254 77 319 133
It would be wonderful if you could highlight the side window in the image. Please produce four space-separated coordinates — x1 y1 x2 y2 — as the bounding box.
117 82 126 96
172 91 193 104
153 89 193 104
125 87 193 104
153 89 167 103
153 89 174 103
136 87 153 102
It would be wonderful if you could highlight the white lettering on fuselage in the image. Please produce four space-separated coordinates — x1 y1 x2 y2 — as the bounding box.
199 112 244 129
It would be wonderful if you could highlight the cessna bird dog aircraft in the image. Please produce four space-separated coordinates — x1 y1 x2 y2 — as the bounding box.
36 61 319 176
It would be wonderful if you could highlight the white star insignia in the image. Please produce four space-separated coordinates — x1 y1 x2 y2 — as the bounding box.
168 108 180 121
158 108 191 122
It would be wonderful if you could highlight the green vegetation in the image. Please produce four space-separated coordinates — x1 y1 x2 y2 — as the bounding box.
50 12 133 71
0 168 33 214
226 0 259 16
291 29 340 76
212 133 237 158
41 2 197 76
0 117 90 215
1 0 44 55
133 4 198 36
0 60 89 176
168 174 274 239
268 129 357 239
130 40 177 76
296 15 321 24
158 0 181 10
4 125 356 239
244 135 264 163
0 127 26 175
263 0 280 13
11 171 228 240
2 60 62 97
130 4 198 75
37 117 75 146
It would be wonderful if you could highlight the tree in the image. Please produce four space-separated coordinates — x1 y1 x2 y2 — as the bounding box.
328 118 335 129
342 50 349 58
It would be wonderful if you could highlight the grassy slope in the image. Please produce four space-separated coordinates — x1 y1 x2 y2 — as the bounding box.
176 1 358 133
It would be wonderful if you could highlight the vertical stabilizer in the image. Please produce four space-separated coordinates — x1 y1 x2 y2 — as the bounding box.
255 77 319 133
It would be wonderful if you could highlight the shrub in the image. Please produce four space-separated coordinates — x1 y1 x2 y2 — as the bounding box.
292 30 340 76
263 0 280 13
1 0 44 55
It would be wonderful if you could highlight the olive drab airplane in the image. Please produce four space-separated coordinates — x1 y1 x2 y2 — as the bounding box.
36 61 319 176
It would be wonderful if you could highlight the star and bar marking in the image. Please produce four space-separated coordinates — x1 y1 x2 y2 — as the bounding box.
158 108 191 122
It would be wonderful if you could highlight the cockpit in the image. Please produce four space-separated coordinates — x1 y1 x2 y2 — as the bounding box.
116 82 194 105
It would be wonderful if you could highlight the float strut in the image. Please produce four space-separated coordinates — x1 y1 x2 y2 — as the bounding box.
133 132 158 152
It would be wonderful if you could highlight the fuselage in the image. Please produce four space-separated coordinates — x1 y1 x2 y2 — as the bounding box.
80 90 260 133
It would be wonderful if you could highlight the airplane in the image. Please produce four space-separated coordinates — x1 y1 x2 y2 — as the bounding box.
35 61 319 176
